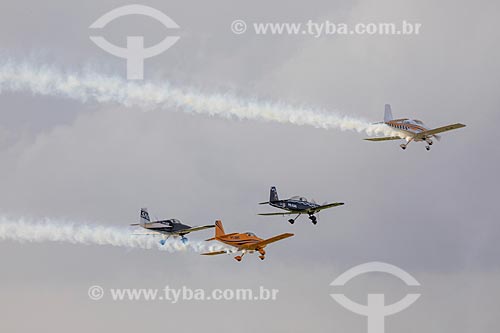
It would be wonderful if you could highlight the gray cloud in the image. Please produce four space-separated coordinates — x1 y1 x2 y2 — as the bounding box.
0 0 498 332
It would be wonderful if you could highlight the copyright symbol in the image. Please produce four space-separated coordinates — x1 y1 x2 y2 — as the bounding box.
88 285 104 301
231 20 247 34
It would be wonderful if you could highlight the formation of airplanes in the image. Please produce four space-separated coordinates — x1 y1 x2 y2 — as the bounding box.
364 104 466 150
131 186 343 261
130 104 465 262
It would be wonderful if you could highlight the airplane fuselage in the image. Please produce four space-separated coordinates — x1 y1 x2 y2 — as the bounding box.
385 118 430 142
270 199 319 213
217 233 264 251
142 219 193 236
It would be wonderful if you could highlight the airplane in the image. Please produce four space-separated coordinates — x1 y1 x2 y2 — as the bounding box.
258 186 344 225
130 208 214 244
201 220 294 261
364 104 466 150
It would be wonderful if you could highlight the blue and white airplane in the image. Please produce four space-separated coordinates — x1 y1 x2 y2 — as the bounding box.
258 187 344 225
131 208 214 244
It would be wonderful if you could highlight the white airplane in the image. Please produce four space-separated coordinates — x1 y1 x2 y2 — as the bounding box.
365 104 466 150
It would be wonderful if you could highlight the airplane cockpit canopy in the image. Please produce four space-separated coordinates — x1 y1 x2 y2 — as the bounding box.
245 232 256 237
170 219 181 224
403 119 424 125
290 196 308 202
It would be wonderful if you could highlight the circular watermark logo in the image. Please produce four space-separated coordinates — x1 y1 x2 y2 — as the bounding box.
88 285 105 301
89 5 180 80
231 20 247 34
330 262 421 333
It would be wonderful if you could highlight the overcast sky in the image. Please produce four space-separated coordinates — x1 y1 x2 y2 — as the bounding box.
0 0 498 332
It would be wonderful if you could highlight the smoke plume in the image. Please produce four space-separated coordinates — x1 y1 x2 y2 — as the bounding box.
0 61 396 137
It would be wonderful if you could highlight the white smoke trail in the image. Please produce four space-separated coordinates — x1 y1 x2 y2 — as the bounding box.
0 61 397 137
0 217 229 254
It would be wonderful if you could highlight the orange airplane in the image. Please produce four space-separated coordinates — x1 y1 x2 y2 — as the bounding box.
201 220 294 262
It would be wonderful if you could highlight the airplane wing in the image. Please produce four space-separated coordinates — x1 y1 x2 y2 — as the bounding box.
414 123 466 139
254 233 294 247
258 212 296 216
200 250 227 256
313 202 345 211
364 136 401 141
131 231 163 236
180 225 215 234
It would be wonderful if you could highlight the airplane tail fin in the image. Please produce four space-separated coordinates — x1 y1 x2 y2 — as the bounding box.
140 208 150 226
270 186 279 202
206 220 225 241
215 220 225 238
384 104 393 122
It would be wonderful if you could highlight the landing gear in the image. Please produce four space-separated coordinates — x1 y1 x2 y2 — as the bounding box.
309 215 317 225
159 235 171 246
425 139 432 151
288 214 301 224
400 138 414 151
235 251 246 262
258 249 266 260
180 236 188 244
